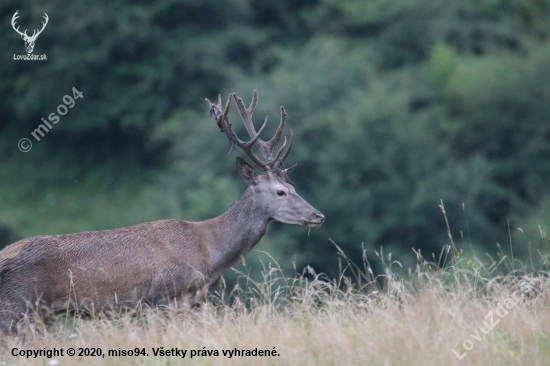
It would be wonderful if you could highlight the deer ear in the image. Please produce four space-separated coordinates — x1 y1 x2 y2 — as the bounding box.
236 157 259 185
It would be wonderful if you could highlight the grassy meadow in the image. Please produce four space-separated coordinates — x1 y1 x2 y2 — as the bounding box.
0 240 548 366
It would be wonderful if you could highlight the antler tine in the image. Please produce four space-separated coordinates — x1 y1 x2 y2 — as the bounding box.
245 118 268 147
232 91 259 139
221 94 231 127
249 90 258 116
270 130 294 171
11 10 19 26
267 106 287 152
205 94 228 134
281 129 294 162
269 137 287 167
11 11 27 37
34 13 49 37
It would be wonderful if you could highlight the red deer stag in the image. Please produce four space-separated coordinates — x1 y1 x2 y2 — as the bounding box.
0 91 324 332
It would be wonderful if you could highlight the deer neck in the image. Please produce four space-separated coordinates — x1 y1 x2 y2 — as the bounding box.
203 186 271 276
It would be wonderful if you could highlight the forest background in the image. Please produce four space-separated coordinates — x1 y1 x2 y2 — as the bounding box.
2 0 550 281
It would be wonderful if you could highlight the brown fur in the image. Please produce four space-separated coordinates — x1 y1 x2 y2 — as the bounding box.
0 180 323 332
0 91 324 333
0 220 207 328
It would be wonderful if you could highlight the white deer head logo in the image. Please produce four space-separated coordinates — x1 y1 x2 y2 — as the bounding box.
11 11 49 54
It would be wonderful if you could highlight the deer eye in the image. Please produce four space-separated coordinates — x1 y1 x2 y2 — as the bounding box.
276 190 285 196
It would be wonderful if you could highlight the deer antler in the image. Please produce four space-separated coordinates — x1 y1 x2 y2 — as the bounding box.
205 91 293 174
206 93 269 170
31 13 49 40
11 11 48 40
11 11 27 38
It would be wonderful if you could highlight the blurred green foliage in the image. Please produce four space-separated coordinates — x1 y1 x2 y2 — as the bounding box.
1 0 550 279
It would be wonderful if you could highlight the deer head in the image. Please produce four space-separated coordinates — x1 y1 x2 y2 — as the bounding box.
205 91 325 228
12 11 49 54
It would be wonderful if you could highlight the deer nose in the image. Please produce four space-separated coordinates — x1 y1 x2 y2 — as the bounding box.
313 212 325 223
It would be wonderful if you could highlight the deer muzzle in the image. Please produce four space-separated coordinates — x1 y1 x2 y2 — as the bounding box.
302 211 325 228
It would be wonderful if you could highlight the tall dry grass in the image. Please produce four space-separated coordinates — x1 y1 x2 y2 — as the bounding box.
0 240 549 366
